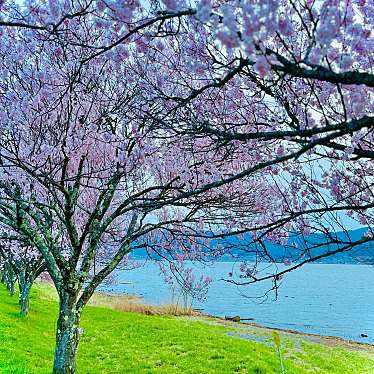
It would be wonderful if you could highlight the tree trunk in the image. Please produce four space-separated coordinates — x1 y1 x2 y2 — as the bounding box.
4 267 16 296
7 280 15 295
18 273 32 317
53 291 81 374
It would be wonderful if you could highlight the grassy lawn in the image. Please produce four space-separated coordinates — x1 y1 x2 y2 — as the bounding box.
1 284 374 373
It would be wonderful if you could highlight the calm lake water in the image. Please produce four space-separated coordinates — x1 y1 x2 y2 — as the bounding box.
104 262 374 344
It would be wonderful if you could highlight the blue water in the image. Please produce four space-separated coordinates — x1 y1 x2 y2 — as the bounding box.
104 262 374 344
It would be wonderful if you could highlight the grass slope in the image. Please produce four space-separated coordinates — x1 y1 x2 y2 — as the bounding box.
1 284 374 373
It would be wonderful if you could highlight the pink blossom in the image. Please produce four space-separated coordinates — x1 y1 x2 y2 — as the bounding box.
216 31 238 49
278 18 292 35
162 0 177 11
55 47 63 58
253 55 271 78
340 54 353 70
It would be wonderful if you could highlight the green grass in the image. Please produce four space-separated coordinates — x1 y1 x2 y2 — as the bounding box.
1 284 374 373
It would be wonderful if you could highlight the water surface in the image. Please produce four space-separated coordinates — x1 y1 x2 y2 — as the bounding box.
104 262 374 344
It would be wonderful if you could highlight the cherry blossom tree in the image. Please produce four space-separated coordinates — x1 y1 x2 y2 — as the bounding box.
0 9 274 372
0 229 45 316
0 250 17 295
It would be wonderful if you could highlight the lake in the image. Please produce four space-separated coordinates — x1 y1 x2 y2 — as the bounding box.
104 262 374 344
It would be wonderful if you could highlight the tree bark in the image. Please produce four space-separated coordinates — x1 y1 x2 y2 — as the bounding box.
4 267 16 296
53 291 81 374
18 275 32 317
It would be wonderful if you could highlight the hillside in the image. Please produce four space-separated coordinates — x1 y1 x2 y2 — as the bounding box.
130 228 374 264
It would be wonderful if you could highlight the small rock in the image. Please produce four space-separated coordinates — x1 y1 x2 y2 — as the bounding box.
361 333 368 338
225 315 241 323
